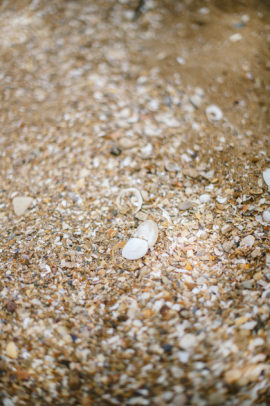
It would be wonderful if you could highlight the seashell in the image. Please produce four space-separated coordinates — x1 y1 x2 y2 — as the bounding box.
116 188 143 213
205 105 223 121
133 220 158 248
262 168 270 188
122 238 149 260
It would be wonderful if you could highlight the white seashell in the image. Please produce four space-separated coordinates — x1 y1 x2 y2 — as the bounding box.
205 105 223 121
262 168 270 188
133 220 158 248
116 188 143 213
122 238 149 260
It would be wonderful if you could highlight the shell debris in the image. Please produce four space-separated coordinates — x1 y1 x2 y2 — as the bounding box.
116 188 143 213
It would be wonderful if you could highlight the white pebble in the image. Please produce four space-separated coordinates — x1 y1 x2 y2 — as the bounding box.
262 168 270 188
205 105 223 121
262 210 270 223
12 196 33 216
240 235 255 250
230 33 242 42
190 94 203 108
199 193 211 203
179 334 197 350
122 238 149 260
176 57 185 65
133 220 158 248
216 196 227 204
3 399 15 406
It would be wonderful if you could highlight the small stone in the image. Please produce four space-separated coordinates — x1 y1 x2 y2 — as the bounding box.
110 145 122 156
141 143 153 157
262 210 270 223
221 224 232 235
230 33 242 42
216 196 227 204
179 334 197 350
183 168 199 178
197 230 208 240
6 300 17 313
171 394 187 406
225 364 267 386
223 240 234 252
3 399 15 406
266 254 270 268
240 320 257 330
162 392 173 402
179 200 194 211
240 235 255 250
6 342 18 359
176 57 185 65
199 193 210 203
262 168 270 188
251 248 261 258
12 196 33 216
69 371 81 390
189 94 203 108
178 351 189 363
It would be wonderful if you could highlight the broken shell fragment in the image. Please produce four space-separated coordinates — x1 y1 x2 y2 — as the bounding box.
133 220 158 248
262 168 270 188
205 104 223 121
122 238 149 260
116 188 143 213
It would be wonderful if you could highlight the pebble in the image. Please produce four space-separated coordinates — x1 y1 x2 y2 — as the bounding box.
6 342 18 359
179 334 197 350
3 399 15 406
262 210 270 223
176 57 185 65
221 224 232 235
179 200 194 211
6 300 17 313
12 196 33 216
189 94 203 108
240 235 255 250
199 193 211 203
141 143 153 157
205 105 223 121
223 240 234 252
216 196 227 204
230 33 243 42
110 145 122 156
262 168 270 188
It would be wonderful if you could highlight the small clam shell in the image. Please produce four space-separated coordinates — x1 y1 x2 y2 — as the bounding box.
133 220 158 248
122 238 149 260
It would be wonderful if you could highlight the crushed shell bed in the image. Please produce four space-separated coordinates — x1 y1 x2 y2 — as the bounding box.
0 1 270 405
